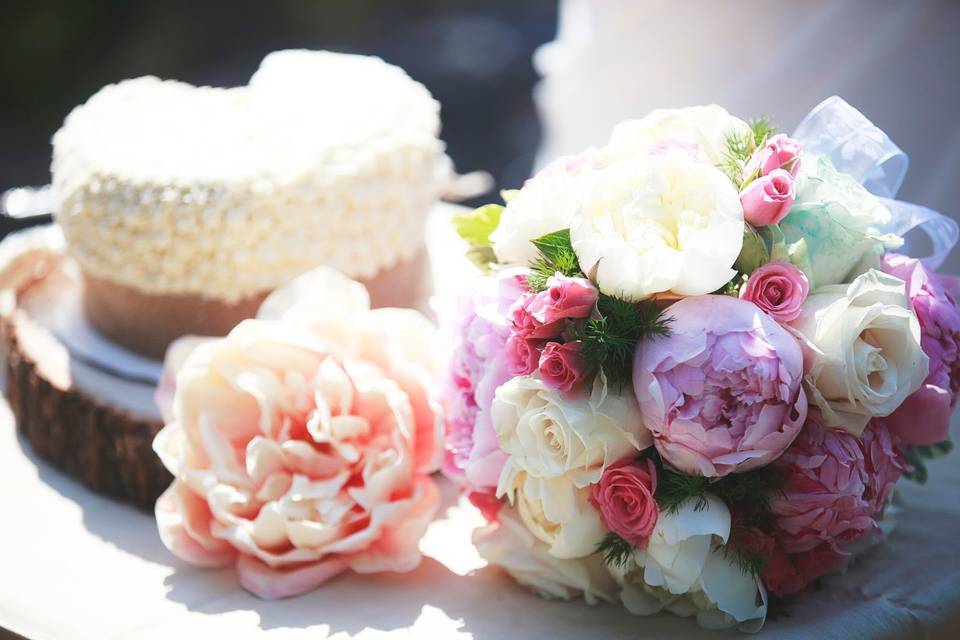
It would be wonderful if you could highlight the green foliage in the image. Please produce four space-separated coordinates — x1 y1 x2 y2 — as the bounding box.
578 294 671 389
734 223 771 275
718 117 777 190
903 440 954 484
656 469 710 514
718 540 768 580
526 228 582 292
595 532 635 569
750 116 776 149
452 204 504 271
715 465 784 530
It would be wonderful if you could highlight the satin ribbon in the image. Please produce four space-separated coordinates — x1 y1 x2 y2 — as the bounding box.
793 95 958 270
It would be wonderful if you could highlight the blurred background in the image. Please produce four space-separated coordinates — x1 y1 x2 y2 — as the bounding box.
0 0 557 199
3 0 959 269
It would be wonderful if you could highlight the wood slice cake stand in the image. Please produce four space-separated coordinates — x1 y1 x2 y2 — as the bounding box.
0 226 170 510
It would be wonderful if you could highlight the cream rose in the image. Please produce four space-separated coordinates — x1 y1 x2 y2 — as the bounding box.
501 471 605 559
473 505 618 604
491 151 593 266
493 374 650 489
602 105 751 166
570 151 744 300
789 269 929 434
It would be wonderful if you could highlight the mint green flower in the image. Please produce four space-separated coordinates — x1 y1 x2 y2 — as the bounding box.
779 155 902 288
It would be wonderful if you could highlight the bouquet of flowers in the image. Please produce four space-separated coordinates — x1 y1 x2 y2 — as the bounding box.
442 97 959 631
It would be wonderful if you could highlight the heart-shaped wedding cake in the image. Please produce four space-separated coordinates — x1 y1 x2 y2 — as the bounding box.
52 49 449 357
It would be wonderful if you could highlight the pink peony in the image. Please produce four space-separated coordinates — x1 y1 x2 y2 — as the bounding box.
443 272 524 491
538 341 586 392
770 416 903 555
645 138 702 160
880 253 960 444
744 134 802 178
153 268 441 600
634 295 807 477
739 261 809 322
526 273 598 325
740 168 796 227
590 458 658 547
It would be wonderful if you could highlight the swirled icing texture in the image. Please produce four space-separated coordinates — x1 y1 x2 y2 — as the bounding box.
52 50 448 302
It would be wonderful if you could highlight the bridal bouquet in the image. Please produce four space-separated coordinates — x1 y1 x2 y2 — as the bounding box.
442 97 958 630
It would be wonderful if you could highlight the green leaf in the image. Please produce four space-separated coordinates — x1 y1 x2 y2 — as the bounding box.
734 224 770 275
464 246 498 272
749 116 776 149
452 204 504 247
531 229 575 265
527 228 582 292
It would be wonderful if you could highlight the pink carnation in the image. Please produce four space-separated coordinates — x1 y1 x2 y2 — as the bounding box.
739 261 809 322
880 253 960 445
770 416 903 555
591 458 659 547
633 295 807 477
538 341 586 392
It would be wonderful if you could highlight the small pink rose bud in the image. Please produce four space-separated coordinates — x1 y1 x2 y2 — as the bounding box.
740 168 796 227
745 134 803 179
538 341 586 392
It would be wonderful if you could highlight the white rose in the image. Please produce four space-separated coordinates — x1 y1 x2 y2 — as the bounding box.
781 155 904 288
609 495 768 631
473 506 618 605
502 471 604 559
493 374 650 489
790 269 928 435
570 151 744 301
602 105 750 166
491 152 592 266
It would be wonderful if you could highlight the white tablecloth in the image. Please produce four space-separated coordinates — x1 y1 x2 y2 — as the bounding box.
2 207 959 639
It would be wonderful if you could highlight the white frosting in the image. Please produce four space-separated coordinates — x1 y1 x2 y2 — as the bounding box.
52 50 448 302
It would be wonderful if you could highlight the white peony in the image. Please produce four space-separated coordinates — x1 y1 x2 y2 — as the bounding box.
789 269 928 435
493 374 650 489
473 506 618 605
502 471 605 559
491 152 594 266
609 495 768 631
602 105 750 166
570 151 744 301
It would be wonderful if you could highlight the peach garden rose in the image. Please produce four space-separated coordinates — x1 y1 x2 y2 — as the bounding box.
153 268 442 599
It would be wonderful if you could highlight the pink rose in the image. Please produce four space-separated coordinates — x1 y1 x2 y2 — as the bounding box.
526 273 598 325
538 341 586 392
739 261 809 322
770 415 902 555
740 168 796 227
590 458 659 547
879 253 960 445
633 295 807 477
153 268 441 600
507 334 542 375
744 134 802 178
